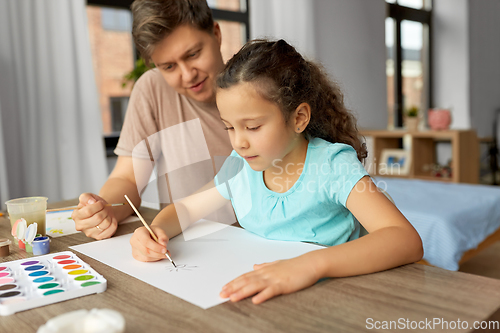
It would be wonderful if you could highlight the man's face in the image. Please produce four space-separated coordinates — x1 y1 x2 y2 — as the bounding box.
151 23 224 104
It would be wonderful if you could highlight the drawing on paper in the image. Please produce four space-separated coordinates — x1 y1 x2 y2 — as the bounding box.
166 264 198 272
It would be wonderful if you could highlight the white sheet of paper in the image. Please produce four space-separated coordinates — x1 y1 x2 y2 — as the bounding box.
46 210 78 237
69 220 324 309
119 215 140 224
46 211 140 238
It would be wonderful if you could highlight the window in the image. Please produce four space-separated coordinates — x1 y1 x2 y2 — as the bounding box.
208 0 250 62
110 96 129 132
101 7 132 31
86 0 249 154
86 4 135 138
386 0 432 129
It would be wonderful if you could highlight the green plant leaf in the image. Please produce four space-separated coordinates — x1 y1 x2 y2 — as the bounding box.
122 58 155 89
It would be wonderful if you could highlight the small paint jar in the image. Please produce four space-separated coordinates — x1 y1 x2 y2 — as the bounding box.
25 242 33 253
0 238 11 257
32 236 50 255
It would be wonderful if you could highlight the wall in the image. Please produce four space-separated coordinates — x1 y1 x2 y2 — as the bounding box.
432 0 470 130
468 0 500 138
250 0 387 130
314 0 387 130
250 0 316 59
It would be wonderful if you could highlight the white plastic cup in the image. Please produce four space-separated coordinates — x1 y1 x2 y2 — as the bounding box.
5 197 48 236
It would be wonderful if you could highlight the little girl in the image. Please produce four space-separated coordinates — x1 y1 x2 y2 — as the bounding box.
130 39 423 304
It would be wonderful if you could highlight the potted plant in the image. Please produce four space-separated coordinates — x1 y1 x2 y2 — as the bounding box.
122 58 155 89
405 106 419 131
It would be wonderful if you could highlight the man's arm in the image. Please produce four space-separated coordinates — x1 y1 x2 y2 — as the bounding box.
99 155 147 222
72 155 153 239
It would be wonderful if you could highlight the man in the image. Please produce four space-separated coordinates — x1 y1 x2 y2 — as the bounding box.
72 0 232 239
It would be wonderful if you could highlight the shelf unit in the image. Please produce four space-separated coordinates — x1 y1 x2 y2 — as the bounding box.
360 130 479 183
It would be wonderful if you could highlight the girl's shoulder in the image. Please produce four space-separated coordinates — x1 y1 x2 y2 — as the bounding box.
308 137 358 163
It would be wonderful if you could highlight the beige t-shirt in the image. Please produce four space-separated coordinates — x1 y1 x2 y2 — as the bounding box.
115 68 233 211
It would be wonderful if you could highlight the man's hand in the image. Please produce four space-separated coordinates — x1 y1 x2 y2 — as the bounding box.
72 193 118 240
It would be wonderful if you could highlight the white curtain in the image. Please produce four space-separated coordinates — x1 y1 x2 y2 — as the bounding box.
0 101 9 210
0 0 107 207
249 0 316 60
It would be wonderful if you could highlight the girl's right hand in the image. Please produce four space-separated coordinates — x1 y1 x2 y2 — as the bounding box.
130 226 170 262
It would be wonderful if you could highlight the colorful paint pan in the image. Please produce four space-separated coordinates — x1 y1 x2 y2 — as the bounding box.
74 275 95 282
37 282 61 291
28 270 49 278
63 264 81 270
0 277 15 285
0 251 107 316
0 291 22 298
43 289 65 296
24 265 45 272
0 284 18 292
53 254 71 260
68 269 89 276
33 276 55 284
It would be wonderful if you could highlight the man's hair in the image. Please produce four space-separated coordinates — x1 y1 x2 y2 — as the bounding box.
131 0 214 64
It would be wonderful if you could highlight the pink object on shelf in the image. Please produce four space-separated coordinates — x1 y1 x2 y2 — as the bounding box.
428 108 451 130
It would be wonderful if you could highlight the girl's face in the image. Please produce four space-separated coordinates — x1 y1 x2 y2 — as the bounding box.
217 83 304 172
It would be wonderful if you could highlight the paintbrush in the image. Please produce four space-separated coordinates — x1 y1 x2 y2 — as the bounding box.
46 203 126 212
123 195 177 267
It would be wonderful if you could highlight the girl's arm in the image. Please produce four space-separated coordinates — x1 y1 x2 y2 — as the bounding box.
311 175 423 277
130 180 230 262
220 176 423 303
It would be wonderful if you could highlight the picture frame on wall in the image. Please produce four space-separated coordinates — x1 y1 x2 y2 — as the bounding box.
379 149 411 176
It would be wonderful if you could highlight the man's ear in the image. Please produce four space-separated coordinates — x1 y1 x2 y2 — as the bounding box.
213 22 222 46
294 103 311 133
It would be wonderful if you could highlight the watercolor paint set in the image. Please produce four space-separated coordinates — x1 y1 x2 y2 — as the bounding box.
0 251 107 316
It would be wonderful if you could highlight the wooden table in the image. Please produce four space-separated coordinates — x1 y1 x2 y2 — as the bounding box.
1 200 500 332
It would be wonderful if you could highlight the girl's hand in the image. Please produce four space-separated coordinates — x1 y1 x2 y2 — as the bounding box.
130 225 170 262
220 254 321 304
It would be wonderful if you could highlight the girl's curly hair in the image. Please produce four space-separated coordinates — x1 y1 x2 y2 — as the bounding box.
216 39 367 162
